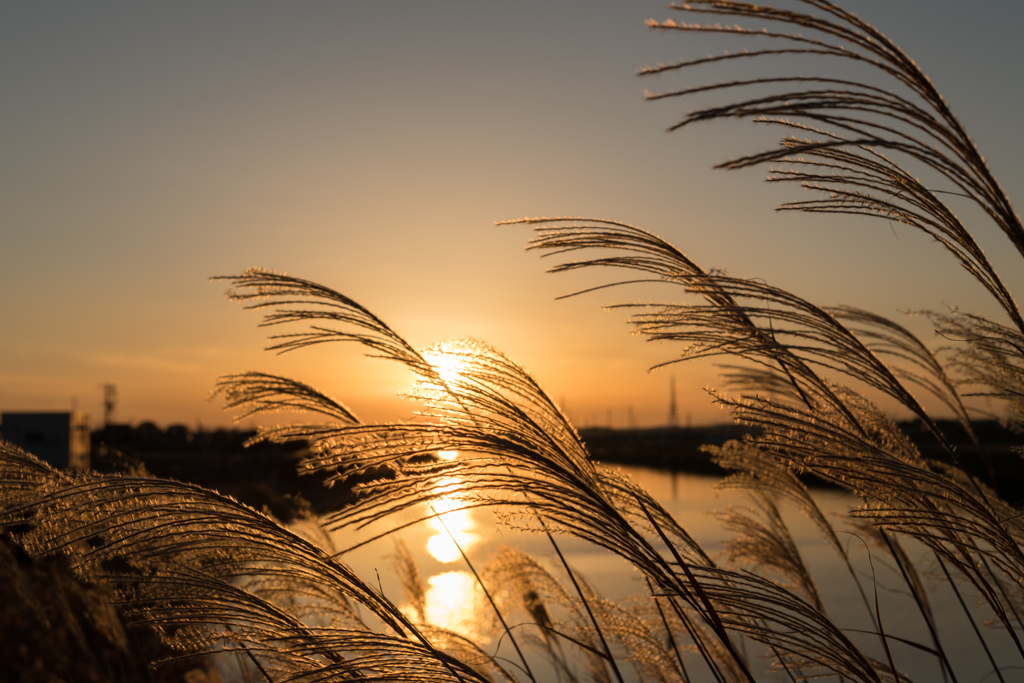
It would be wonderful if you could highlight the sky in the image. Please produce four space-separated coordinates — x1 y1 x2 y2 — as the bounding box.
2 1 1023 431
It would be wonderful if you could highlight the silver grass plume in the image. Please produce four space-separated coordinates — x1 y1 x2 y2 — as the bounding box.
213 270 902 679
0 448 495 682
644 0 1023 333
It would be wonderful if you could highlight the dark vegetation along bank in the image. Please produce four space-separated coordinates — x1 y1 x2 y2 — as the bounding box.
90 420 1023 524
91 424 325 523
90 422 750 521
582 420 1024 503
4 2 1024 682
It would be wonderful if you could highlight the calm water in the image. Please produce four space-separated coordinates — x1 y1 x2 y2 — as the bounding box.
327 465 1022 682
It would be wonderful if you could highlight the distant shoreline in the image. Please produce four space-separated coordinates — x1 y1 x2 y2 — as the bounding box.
85 420 1021 521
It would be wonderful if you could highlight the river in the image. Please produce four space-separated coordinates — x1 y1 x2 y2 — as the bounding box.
328 464 1020 682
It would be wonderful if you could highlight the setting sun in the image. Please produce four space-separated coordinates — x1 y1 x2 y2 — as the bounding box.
423 349 468 385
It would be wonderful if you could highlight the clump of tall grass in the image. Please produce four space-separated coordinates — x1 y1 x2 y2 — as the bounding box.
2 1 1022 681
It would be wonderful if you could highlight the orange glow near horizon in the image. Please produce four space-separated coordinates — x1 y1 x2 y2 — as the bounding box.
2 3 1015 432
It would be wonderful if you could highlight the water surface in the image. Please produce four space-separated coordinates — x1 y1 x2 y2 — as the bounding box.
329 465 1019 682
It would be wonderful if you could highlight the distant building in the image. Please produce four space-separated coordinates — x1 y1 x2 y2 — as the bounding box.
0 412 90 469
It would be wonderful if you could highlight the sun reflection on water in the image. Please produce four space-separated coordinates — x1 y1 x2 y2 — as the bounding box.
423 571 488 643
419 462 488 641
427 474 478 563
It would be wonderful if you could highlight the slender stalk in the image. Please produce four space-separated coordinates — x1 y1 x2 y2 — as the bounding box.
636 496 757 683
545 530 626 683
866 547 901 683
935 553 1006 683
433 506 537 683
879 530 957 683
645 576 690 682
664 590 728 683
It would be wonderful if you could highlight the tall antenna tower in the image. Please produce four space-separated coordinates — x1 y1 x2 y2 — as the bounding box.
102 384 117 428
668 377 679 427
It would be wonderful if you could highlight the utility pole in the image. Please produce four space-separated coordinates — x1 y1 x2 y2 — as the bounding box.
102 384 117 428
668 377 679 428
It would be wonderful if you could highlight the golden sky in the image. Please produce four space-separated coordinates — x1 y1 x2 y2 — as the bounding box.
2 2 1022 430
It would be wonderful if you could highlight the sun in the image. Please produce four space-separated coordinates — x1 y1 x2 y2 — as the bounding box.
423 350 467 384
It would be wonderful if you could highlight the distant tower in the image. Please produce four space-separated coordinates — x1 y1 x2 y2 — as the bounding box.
102 384 117 427
628 406 636 429
668 377 679 427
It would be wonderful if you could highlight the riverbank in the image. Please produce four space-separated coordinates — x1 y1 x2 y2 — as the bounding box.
90 419 1022 522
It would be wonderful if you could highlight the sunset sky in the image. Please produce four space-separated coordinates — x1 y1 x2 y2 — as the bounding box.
2 1 1023 430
